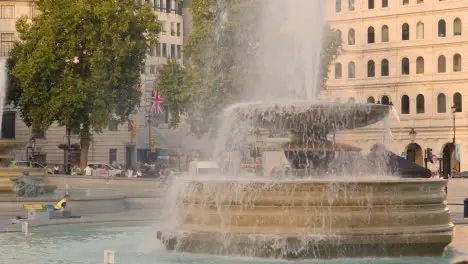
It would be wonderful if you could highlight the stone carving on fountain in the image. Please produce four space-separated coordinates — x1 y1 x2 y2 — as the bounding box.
0 140 56 194
158 102 453 259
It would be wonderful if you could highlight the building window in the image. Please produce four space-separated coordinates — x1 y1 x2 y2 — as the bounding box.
416 56 424 74
0 33 14 56
150 65 156 75
454 18 462 36
34 129 45 139
381 59 389 76
0 5 14 19
438 20 446 37
348 29 355 45
401 57 410 75
367 60 375 77
177 45 182 59
154 0 160 10
149 46 155 56
402 0 409 5
348 61 355 78
368 27 375 43
162 43 167 57
417 0 424 3
171 44 175 57
402 23 410 40
161 21 167 35
368 0 374 9
349 0 355 10
335 63 342 79
381 96 390 105
156 43 161 57
367 96 376 103
170 22 175 36
416 94 425 113
453 54 462 72
109 149 117 166
454 92 462 112
108 120 118 131
177 23 181 36
128 120 133 132
438 55 446 73
401 95 410 114
1 111 15 139
29 5 36 18
437 93 446 113
381 25 389 42
336 0 342 12
416 22 424 39
382 0 388 8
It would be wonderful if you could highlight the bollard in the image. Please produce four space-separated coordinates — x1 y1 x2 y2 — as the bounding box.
104 250 115 264
464 198 468 219
21 222 28 236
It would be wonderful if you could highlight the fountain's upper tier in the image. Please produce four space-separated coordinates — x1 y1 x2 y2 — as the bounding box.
231 101 391 140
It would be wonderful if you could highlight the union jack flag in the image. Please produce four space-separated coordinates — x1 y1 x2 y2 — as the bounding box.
151 89 165 114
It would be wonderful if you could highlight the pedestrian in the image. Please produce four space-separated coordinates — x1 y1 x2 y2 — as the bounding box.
53 164 59 174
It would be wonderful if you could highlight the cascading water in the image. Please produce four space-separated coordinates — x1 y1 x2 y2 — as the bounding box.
0 58 7 136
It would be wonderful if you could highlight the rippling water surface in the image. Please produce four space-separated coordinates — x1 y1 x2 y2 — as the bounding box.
0 223 467 264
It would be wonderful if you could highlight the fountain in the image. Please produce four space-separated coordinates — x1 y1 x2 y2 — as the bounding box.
157 101 453 258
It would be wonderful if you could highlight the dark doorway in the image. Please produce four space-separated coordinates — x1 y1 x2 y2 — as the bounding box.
109 148 117 165
125 145 135 169
442 143 454 179
406 143 423 166
1 111 15 139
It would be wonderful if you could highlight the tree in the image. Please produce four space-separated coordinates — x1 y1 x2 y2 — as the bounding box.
318 26 343 91
156 58 190 128
8 0 160 170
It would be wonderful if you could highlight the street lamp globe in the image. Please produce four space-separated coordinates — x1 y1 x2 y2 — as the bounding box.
451 105 457 113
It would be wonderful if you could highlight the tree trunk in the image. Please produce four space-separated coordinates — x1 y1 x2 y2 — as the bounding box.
80 128 91 172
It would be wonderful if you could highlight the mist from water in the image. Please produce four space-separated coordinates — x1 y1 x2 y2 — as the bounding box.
0 58 7 137
244 1 328 101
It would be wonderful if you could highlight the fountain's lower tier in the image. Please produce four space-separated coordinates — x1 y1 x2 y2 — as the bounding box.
157 178 453 259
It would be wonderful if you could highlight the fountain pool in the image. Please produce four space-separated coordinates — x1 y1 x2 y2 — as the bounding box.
0 223 467 264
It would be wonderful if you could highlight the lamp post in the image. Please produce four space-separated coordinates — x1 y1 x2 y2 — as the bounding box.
451 105 457 145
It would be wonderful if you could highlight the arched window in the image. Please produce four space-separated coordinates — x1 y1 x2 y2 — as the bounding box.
382 25 389 42
368 27 375 43
454 18 462 36
416 94 425 113
416 22 424 39
368 0 374 9
335 63 342 79
453 54 462 72
402 23 410 40
454 92 462 112
438 20 446 37
367 96 376 103
336 29 342 40
348 61 356 78
416 56 425 74
367 60 375 77
403 0 409 5
401 95 410 114
348 29 355 45
437 93 446 113
381 95 390 105
401 57 410 75
438 55 446 73
336 0 342 12
349 0 355 10
382 0 388 8
381 59 389 76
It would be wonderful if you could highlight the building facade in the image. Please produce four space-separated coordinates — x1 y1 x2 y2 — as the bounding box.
325 0 468 175
0 0 184 170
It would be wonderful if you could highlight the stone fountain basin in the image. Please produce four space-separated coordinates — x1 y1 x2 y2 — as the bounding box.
158 178 453 258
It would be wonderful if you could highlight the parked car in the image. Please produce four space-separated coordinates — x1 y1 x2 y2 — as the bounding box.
10 160 54 174
87 163 123 177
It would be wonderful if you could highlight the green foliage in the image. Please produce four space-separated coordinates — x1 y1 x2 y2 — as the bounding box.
8 0 159 135
318 26 343 91
156 58 189 128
